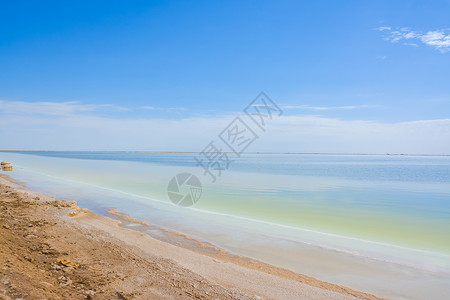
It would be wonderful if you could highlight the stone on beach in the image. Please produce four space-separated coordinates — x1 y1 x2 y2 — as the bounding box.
1 161 13 172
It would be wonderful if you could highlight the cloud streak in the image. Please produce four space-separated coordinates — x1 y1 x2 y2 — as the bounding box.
0 100 130 116
141 106 186 112
0 100 186 116
282 104 380 110
377 27 450 52
0 100 449 154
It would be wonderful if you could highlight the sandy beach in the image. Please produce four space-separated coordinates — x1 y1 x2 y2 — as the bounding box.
0 174 382 300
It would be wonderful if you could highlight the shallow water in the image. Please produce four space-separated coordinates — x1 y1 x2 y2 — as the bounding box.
1 151 450 299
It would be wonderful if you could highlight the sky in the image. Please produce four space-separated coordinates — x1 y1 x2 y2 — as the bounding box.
0 0 449 154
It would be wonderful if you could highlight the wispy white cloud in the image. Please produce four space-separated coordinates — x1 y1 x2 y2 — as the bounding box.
282 104 380 110
376 26 391 32
0 100 185 116
141 106 186 112
0 100 129 116
377 27 450 52
0 100 448 154
420 30 450 50
267 116 450 154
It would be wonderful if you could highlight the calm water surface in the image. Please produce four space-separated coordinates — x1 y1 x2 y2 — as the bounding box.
2 151 450 299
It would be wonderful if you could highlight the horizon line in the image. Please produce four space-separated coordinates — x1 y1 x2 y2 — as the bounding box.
1 150 449 157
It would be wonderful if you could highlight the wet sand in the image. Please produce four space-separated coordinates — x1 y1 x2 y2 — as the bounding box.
0 174 381 299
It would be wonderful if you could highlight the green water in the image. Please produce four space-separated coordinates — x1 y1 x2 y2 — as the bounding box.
2 151 450 299
2 151 450 254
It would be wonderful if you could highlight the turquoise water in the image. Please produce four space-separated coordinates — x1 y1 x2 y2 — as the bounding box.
2 151 450 299
8 151 450 253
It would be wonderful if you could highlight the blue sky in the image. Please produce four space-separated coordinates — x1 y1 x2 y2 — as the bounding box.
1 1 449 153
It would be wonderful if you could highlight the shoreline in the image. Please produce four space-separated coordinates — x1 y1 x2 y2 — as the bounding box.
0 174 381 299
105 208 381 299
